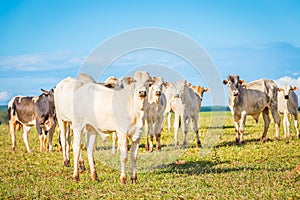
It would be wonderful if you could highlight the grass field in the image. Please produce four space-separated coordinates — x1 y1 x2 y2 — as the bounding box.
0 112 299 199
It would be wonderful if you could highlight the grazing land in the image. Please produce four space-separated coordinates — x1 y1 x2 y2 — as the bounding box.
0 112 299 199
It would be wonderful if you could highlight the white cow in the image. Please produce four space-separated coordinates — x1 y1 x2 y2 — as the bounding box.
72 71 151 183
278 84 299 138
223 75 281 143
164 80 202 147
145 76 167 152
54 73 96 167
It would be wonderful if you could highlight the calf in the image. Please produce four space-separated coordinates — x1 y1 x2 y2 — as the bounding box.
8 89 56 152
164 80 202 147
278 84 299 138
223 75 281 143
145 76 167 152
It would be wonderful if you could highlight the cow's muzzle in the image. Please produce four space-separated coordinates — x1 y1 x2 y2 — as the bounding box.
155 91 162 96
139 91 147 97
284 95 289 100
233 91 239 96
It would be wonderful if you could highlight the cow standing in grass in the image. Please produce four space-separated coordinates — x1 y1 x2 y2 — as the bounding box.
54 73 96 168
277 84 299 138
145 76 167 152
164 80 202 147
223 75 281 144
72 71 151 183
8 89 56 152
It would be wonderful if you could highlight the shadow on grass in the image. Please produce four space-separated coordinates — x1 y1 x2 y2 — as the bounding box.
154 160 294 176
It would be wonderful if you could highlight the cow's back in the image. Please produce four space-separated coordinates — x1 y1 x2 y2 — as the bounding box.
246 79 278 104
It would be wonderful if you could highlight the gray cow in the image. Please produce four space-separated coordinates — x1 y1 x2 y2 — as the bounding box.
223 75 281 144
278 84 299 138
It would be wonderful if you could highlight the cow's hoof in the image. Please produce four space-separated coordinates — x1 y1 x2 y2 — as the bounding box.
197 141 202 148
63 160 71 167
235 138 240 144
131 177 138 184
274 137 280 141
260 137 267 143
120 177 127 184
78 161 86 171
73 175 79 182
239 140 244 145
91 172 98 181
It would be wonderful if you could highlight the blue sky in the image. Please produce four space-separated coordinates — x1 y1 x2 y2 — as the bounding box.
1 0 300 105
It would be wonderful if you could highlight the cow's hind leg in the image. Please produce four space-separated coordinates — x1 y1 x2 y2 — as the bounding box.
86 131 98 181
192 116 201 147
22 126 31 153
293 113 299 138
261 108 271 142
9 121 16 151
271 104 281 140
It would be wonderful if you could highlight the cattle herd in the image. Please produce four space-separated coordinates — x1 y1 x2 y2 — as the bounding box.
7 71 299 184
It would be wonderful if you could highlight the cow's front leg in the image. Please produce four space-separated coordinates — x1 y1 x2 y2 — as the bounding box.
234 120 240 144
173 113 180 147
284 112 290 138
118 132 128 184
130 137 140 184
239 111 247 144
180 115 188 147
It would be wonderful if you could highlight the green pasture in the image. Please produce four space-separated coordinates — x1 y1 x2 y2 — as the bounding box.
0 112 299 199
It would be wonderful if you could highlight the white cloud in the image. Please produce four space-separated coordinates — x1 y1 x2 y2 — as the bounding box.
0 51 84 72
275 76 300 98
0 91 11 102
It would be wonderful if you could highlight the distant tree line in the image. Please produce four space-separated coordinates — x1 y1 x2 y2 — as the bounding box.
0 110 8 125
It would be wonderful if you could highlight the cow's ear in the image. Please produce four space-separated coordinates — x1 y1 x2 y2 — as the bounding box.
239 80 246 85
41 89 49 95
204 88 210 92
188 82 192 87
277 88 283 92
124 77 134 85
223 80 228 85
292 86 298 91
148 81 153 87
104 83 115 88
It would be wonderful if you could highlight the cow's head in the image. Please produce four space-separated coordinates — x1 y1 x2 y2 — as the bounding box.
40 88 56 129
223 75 245 97
149 76 165 103
124 71 151 111
278 84 297 100
104 76 123 89
191 85 209 101
173 79 189 103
